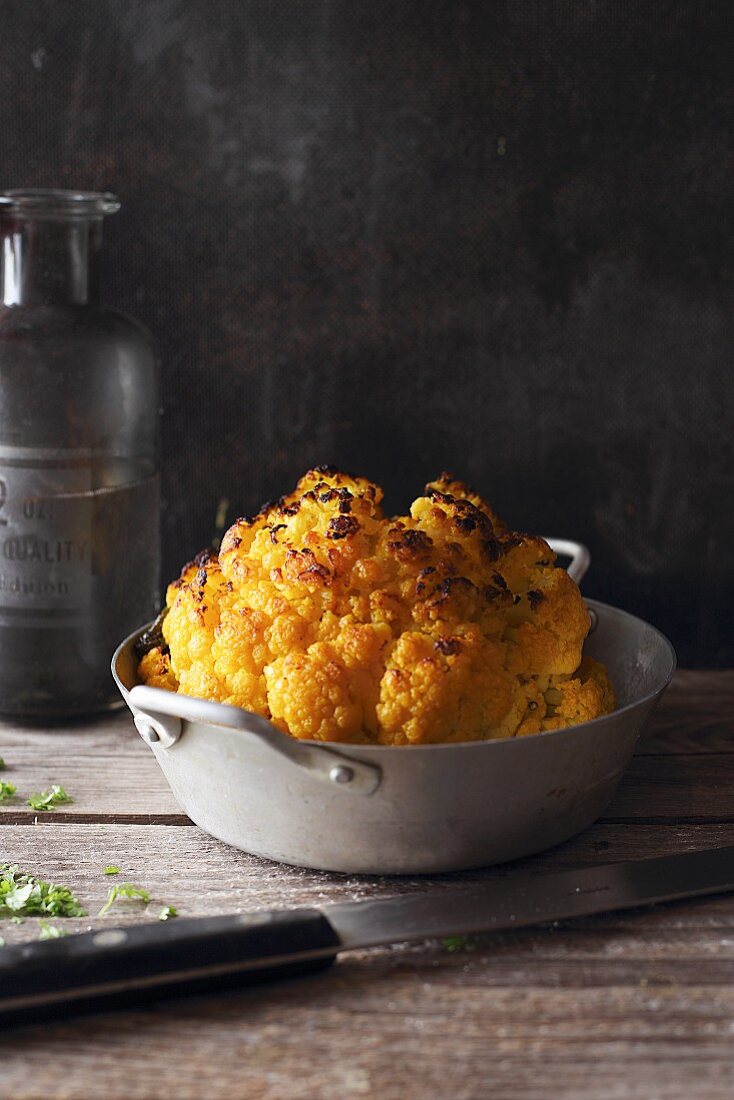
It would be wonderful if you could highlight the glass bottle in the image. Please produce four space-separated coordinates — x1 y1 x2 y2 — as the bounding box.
0 189 160 717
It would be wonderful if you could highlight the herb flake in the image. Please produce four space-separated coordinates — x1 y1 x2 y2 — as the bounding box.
158 905 178 921
0 780 16 803
38 919 68 940
442 934 476 953
26 785 74 812
98 882 150 918
0 864 85 918
103 866 121 876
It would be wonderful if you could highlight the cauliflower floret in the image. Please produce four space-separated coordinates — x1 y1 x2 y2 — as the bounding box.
376 630 521 744
139 466 615 743
137 646 177 692
538 657 616 732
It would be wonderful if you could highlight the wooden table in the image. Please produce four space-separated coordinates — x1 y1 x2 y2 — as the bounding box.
1 671 733 1100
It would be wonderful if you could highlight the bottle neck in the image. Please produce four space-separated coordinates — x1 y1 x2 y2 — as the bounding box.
1 215 103 306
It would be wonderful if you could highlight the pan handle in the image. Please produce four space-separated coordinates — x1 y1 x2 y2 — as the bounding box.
127 685 381 796
543 538 590 585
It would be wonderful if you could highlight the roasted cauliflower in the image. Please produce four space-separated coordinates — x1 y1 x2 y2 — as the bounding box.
138 467 615 744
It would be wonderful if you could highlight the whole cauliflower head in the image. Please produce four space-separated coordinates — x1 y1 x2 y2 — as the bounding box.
138 468 614 744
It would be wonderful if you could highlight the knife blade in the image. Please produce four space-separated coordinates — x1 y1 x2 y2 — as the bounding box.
2 845 734 1028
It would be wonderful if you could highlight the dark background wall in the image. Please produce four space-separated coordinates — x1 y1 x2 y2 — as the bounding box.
1 0 732 665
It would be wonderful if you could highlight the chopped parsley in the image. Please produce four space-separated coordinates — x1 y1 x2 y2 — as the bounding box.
0 780 16 802
38 919 68 940
158 905 178 921
98 882 150 917
0 864 85 918
442 934 476 953
26 785 74 812
103 866 121 876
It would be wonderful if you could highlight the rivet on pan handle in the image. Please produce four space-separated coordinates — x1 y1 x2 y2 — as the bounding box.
128 685 382 796
544 538 591 585
133 709 182 749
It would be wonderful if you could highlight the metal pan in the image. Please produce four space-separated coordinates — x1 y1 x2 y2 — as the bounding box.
112 541 676 874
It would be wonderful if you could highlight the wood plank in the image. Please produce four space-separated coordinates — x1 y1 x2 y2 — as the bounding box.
4 823 734 1098
3 739 732 826
0 670 732 824
602 754 734 822
1 677 732 1098
0 708 183 821
637 670 734 755
3 820 734 943
3 983 734 1100
2 981 734 1100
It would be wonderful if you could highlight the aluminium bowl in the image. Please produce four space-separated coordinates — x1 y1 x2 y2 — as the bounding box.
112 598 675 875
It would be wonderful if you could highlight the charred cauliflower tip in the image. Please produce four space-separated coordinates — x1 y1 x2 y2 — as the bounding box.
139 468 615 745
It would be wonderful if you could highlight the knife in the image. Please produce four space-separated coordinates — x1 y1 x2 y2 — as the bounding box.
3 845 734 1028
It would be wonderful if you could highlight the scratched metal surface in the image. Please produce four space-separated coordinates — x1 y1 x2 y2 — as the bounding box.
0 1 732 664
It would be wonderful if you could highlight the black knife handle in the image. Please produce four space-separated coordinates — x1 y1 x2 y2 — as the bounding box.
0 909 341 1028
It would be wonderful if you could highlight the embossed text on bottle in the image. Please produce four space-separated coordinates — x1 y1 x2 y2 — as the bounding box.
0 463 93 612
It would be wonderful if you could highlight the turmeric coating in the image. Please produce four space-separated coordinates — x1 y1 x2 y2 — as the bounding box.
139 468 615 744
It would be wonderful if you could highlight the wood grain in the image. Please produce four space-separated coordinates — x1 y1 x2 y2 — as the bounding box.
3 981 734 1100
2 672 734 1099
637 670 734 755
602 755 734 822
3 821 734 1100
1 670 732 824
0 708 182 821
4 821 734 944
